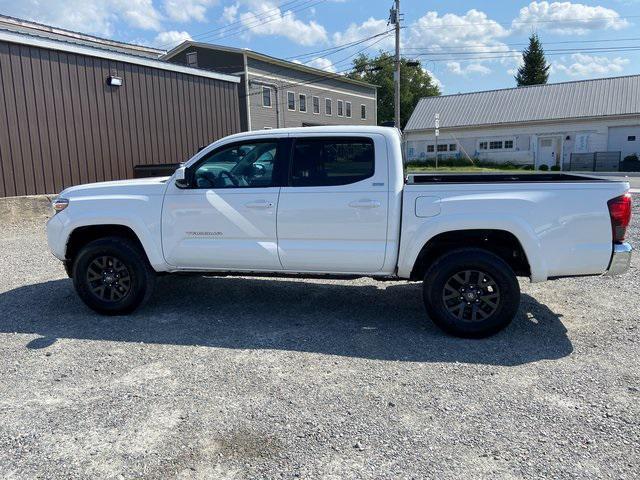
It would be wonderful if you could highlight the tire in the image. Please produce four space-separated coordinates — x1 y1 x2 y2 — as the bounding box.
72 237 156 315
422 248 520 338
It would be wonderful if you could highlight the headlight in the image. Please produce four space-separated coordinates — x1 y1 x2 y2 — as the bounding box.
52 197 69 213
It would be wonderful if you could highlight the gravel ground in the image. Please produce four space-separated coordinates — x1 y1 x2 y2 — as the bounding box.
0 195 638 479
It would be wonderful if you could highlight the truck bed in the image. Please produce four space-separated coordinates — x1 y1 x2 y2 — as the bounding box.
406 173 610 184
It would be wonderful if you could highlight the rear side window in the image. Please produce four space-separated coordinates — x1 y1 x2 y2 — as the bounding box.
290 137 375 187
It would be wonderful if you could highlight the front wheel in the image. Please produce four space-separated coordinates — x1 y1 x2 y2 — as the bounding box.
422 248 520 338
72 237 155 315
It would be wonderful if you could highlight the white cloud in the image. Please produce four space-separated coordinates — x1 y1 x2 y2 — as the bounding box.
236 0 327 46
407 10 510 56
446 61 492 76
513 1 629 35
303 57 338 73
424 68 443 90
163 0 217 23
0 0 162 35
154 30 193 47
553 53 629 76
222 2 240 23
332 17 394 49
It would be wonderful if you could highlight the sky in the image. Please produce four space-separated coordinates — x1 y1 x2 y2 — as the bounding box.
1 0 639 94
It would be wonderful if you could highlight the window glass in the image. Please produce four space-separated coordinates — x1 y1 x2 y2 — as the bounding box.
193 142 277 189
437 144 447 152
291 138 374 187
427 145 435 153
262 87 271 107
449 144 457 151
346 102 352 117
299 94 306 112
504 140 514 149
287 92 295 110
313 96 320 114
325 98 332 115
479 141 488 150
361 104 366 119
628 136 637 142
489 141 503 150
337 100 343 116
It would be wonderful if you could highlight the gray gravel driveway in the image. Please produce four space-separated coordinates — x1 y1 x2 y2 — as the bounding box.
0 195 638 479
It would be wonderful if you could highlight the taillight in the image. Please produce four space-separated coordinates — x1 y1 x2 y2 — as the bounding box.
607 193 632 243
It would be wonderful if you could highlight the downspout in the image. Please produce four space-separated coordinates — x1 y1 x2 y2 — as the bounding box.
243 53 252 131
249 79 280 128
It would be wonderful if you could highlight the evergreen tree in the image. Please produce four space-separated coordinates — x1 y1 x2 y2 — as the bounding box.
347 52 440 128
515 33 550 86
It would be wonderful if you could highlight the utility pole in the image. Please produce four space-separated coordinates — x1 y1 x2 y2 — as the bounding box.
434 112 440 168
390 0 401 128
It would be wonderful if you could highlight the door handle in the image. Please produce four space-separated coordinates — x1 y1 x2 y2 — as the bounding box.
245 200 274 209
349 199 381 209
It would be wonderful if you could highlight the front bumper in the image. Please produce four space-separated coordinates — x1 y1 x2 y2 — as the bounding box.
606 242 632 276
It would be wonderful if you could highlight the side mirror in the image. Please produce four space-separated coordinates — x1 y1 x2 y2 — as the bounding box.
175 166 189 188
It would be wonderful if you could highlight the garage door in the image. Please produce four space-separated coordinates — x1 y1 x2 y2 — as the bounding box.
608 126 640 158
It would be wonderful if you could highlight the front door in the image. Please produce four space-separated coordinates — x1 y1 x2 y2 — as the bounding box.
277 134 389 273
162 139 285 270
538 137 560 168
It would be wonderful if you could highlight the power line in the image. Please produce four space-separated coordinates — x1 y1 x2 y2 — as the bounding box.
286 28 396 61
412 46 640 63
401 36 640 51
402 44 640 57
406 14 640 30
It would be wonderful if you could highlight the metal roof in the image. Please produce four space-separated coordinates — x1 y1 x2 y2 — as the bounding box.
0 14 164 58
162 41 377 90
0 29 240 83
405 75 640 131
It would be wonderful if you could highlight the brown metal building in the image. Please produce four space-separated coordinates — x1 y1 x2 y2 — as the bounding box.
0 26 241 198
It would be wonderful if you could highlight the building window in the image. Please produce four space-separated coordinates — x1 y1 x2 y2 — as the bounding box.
479 141 488 150
427 145 435 153
437 144 447 152
287 91 295 110
361 104 367 120
346 101 352 118
504 140 514 149
312 96 320 114
449 144 457 151
186 52 197 67
325 98 332 115
629 136 637 141
489 141 503 150
262 87 272 108
299 94 307 112
337 100 343 117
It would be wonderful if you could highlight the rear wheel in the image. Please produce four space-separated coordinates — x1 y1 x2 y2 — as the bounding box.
72 237 155 315
422 248 520 338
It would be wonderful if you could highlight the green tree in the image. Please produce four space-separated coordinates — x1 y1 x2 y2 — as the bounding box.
347 52 440 129
515 33 550 86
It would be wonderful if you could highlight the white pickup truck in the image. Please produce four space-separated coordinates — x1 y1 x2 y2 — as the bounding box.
46 126 633 337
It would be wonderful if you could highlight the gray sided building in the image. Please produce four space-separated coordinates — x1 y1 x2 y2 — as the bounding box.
0 19 242 198
162 42 378 131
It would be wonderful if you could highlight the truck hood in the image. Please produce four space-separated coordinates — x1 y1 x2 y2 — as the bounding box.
59 176 171 198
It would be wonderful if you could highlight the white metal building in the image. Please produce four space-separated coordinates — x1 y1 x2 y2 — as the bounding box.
404 75 640 169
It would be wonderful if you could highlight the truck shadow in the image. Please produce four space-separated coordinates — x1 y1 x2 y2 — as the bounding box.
0 275 572 366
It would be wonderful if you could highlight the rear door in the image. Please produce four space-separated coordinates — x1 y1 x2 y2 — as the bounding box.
276 134 389 273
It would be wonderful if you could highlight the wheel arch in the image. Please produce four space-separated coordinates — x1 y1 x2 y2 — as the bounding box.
409 229 532 281
65 225 150 277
